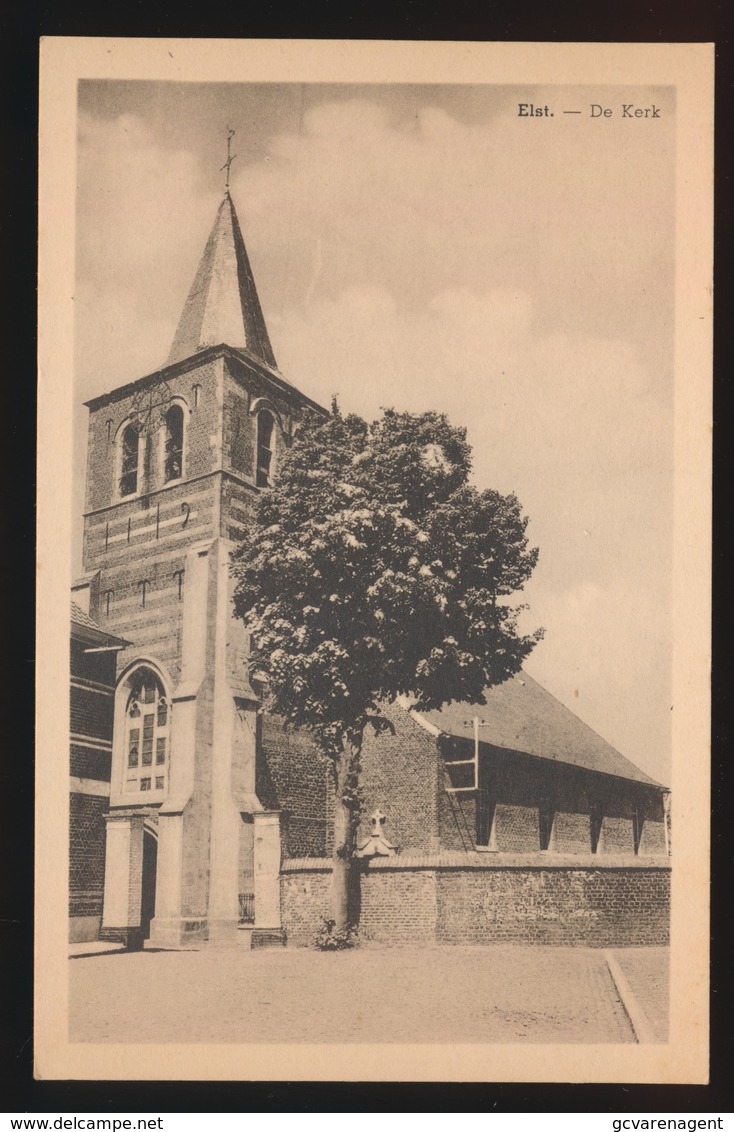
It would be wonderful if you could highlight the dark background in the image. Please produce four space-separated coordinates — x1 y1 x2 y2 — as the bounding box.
2 0 731 1114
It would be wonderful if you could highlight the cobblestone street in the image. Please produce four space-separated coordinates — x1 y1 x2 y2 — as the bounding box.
69 944 668 1045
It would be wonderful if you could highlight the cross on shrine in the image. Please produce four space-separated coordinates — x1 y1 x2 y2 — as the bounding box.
355 807 398 857
370 808 387 831
220 127 238 190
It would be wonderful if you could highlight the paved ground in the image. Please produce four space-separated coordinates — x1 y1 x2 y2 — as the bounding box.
69 944 668 1045
68 941 126 958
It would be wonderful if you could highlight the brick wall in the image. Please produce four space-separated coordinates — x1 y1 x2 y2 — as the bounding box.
69 793 108 917
94 534 193 688
358 867 437 946
83 478 217 594
434 861 670 946
70 633 115 932
70 686 114 741
84 358 223 514
260 715 333 858
83 355 223 689
351 709 668 862
280 863 331 946
280 856 670 948
639 815 667 856
438 783 477 852
602 815 635 854
70 743 111 781
222 356 302 473
71 641 117 686
494 803 541 852
553 810 592 854
220 477 255 544
223 384 255 479
359 702 441 852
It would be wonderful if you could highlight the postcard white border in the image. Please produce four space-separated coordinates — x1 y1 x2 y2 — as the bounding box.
37 38 713 1083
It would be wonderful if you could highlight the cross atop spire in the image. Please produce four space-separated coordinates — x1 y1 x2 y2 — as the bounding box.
220 127 237 191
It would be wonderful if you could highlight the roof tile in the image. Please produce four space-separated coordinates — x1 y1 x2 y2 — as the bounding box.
418 672 665 788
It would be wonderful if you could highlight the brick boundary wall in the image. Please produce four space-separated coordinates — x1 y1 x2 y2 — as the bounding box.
280 854 670 948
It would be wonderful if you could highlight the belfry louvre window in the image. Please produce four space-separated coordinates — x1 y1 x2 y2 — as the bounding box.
120 423 141 497
256 410 275 487
164 404 184 483
124 670 170 796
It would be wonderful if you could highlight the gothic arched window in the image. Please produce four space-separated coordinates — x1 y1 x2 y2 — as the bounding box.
123 669 170 796
120 423 141 497
256 409 275 487
164 404 185 483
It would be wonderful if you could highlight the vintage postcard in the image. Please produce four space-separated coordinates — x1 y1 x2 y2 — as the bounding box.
36 39 713 1082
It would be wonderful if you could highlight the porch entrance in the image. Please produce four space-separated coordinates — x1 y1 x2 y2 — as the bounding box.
141 829 158 940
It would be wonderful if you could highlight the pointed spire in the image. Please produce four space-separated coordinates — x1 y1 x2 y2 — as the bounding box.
167 192 277 370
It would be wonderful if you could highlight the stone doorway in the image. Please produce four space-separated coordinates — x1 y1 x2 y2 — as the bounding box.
141 828 158 940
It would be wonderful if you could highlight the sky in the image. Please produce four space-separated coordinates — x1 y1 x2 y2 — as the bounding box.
74 80 675 784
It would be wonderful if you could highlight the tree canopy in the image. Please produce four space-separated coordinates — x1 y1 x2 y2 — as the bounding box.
231 406 542 759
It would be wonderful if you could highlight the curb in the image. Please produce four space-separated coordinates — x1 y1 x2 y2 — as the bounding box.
604 949 656 1043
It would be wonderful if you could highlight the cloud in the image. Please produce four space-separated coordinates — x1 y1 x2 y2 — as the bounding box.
75 95 673 403
274 283 530 420
524 575 671 782
230 95 673 338
274 280 671 517
75 111 222 388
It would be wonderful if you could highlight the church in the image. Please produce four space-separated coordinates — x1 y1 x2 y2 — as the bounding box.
69 188 671 951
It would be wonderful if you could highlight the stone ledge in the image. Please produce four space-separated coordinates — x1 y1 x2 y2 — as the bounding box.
281 858 332 873
281 853 671 873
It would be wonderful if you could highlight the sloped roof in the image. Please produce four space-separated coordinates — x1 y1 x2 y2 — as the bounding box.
71 601 104 632
417 671 665 789
167 192 278 370
71 601 130 647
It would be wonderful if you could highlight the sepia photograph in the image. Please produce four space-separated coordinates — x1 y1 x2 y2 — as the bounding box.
36 39 713 1082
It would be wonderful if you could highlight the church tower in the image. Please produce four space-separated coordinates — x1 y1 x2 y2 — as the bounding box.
76 188 325 947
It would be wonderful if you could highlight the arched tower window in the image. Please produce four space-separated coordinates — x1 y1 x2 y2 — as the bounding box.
123 669 171 796
256 409 275 487
164 404 184 483
120 423 141 497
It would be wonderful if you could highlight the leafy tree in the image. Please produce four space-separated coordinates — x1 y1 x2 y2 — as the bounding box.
232 406 542 935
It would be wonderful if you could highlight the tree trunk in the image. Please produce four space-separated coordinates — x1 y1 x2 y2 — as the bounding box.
329 737 362 934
